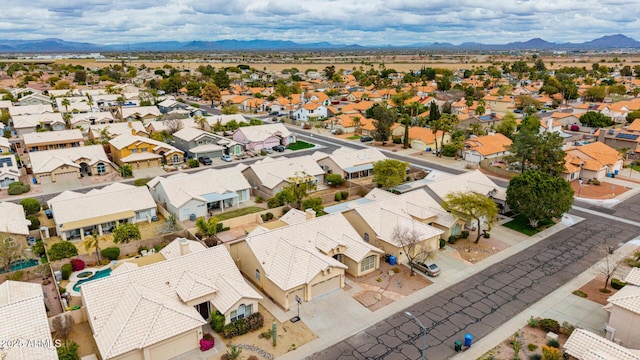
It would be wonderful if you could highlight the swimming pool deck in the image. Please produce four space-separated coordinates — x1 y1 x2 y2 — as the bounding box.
67 263 114 296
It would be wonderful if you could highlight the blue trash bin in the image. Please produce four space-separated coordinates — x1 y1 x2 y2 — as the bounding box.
464 333 473 347
389 256 396 266
615 169 619 175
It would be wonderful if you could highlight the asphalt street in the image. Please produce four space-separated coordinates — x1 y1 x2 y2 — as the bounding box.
310 194 640 360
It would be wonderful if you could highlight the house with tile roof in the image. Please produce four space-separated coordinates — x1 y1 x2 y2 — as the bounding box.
147 167 250 221
625 268 640 286
605 285 640 349
0 281 59 360
8 104 54 117
341 189 445 264
564 329 640 360
70 111 116 129
231 212 377 310
47 183 157 241
0 137 10 154
202 114 249 131
120 106 162 124
428 169 509 214
0 155 20 189
81 243 261 360
293 103 327 122
564 142 623 181
23 129 83 153
241 155 325 198
173 127 244 159
314 147 387 180
232 123 296 151
462 133 512 163
88 121 149 142
15 92 53 107
29 145 116 184
109 133 184 168
0 202 31 245
11 112 66 136
596 128 640 158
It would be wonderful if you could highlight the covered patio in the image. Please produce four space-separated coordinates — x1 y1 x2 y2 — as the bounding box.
205 192 240 214
344 163 374 179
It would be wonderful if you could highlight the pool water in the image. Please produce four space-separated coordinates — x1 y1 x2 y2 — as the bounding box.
72 268 112 292
0 259 39 274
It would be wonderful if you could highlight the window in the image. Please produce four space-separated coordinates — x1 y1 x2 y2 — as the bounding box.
363 233 370 243
231 303 253 322
361 255 375 272
173 154 179 163
141 148 148 152
255 269 260 281
96 163 105 174
131 149 138 153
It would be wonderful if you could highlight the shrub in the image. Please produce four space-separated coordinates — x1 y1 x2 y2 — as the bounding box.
137 246 149 255
611 278 627 290
538 318 560 333
528 316 539 328
546 339 560 348
334 192 342 201
267 197 282 208
101 247 120 261
442 143 459 157
439 238 446 249
572 290 587 298
527 343 538 352
340 191 349 200
260 149 267 156
392 137 402 144
56 340 80 360
561 321 576 336
448 235 458 244
200 333 215 351
70 259 85 271
484 232 491 239
528 354 542 360
260 330 272 339
133 177 150 186
591 178 601 186
33 240 46 257
6 270 24 281
49 241 78 261
260 212 274 222
211 310 226 332
221 313 264 338
27 215 40 230
255 196 264 203
8 181 30 195
188 159 199 168
282 205 291 214
61 263 72 280
326 174 345 187
461 230 470 239
20 198 41 215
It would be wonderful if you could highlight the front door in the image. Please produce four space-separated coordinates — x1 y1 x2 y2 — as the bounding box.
196 301 211 320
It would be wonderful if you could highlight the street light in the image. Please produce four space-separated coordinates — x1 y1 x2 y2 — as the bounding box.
405 311 427 360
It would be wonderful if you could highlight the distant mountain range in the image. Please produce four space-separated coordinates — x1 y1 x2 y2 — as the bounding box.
0 34 639 53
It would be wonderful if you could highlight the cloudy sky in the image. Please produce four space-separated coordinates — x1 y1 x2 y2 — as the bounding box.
2 0 639 45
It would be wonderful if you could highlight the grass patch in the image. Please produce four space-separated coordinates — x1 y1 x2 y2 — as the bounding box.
347 135 361 140
503 214 554 236
216 207 265 221
287 141 315 151
572 290 588 298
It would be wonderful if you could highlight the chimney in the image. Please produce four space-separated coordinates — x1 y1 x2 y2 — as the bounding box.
179 238 190 256
597 128 606 143
305 208 316 220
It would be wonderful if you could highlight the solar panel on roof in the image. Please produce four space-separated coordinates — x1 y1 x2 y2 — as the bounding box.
616 133 639 140
0 157 13 167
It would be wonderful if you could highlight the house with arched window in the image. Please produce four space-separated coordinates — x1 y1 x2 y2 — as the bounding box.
28 145 117 184
109 133 184 169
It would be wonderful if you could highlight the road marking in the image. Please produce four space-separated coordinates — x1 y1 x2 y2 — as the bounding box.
572 205 640 227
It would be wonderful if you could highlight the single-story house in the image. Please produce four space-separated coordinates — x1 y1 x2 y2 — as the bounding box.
11 112 66 136
0 155 20 188
564 328 640 360
314 147 387 180
146 118 200 134
55 96 94 113
81 243 261 360
8 104 53 117
15 92 53 106
109 133 184 168
28 145 117 184
70 111 116 129
229 211 382 310
203 114 249 132
47 183 157 241
173 127 243 159
23 129 84 153
0 201 31 245
341 193 444 264
0 281 59 359
147 167 251 221
0 137 10 154
88 121 149 142
463 133 513 163
121 106 162 123
241 155 325 198
232 123 296 151
427 169 509 214
563 141 623 181
604 284 640 349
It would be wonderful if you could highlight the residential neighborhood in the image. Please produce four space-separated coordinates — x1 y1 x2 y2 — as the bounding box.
0 47 640 360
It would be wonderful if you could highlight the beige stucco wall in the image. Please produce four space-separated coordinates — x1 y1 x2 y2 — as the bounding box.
608 306 640 349
111 327 201 360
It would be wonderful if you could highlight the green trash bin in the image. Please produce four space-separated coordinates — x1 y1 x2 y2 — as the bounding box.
454 340 462 352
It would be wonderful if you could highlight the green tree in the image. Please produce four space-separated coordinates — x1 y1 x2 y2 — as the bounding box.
57 340 80 360
436 76 451 91
222 105 239 114
435 113 459 157
579 111 612 128
428 101 441 123
627 110 640 123
213 69 230 89
112 223 141 244
20 197 41 215
48 241 78 261
372 159 408 189
507 171 574 228
516 95 542 114
201 82 221 106
301 197 324 216
81 233 106 264
507 116 542 173
195 216 220 238
0 233 24 272
120 164 133 178
532 132 567 176
325 174 345 187
277 182 315 210
495 112 518 138
442 192 498 243
585 86 607 101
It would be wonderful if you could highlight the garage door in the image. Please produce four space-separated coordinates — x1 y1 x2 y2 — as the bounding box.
286 287 304 310
310 275 341 299
148 329 198 359
54 171 78 183
37 174 52 184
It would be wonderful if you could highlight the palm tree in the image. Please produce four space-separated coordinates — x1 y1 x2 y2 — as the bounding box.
81 233 106 264
116 96 125 121
86 94 94 112
351 116 362 135
61 98 71 128
194 115 207 130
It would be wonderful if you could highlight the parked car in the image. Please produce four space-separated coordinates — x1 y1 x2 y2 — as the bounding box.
220 154 232 162
411 260 441 277
360 135 373 142
269 111 279 116
273 145 286 152
263 148 273 154
198 156 212 165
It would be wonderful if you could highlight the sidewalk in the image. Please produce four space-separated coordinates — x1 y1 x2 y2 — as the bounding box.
453 238 640 360
277 213 585 360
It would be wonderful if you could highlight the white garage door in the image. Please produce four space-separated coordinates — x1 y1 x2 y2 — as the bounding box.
37 174 52 184
54 171 79 183
148 329 198 359
310 275 341 299
286 287 304 310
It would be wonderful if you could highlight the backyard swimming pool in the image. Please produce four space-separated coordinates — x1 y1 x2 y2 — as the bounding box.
0 258 39 274
72 268 112 292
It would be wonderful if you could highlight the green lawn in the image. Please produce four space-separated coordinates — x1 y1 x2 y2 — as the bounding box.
215 207 264 221
287 141 315 150
347 135 361 140
503 214 554 236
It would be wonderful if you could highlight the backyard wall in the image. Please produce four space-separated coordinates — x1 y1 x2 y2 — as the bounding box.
48 307 89 328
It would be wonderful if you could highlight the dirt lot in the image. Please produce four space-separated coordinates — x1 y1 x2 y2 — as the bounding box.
571 180 630 199
449 232 510 264
575 275 619 305
482 325 568 360
350 262 432 311
209 304 317 360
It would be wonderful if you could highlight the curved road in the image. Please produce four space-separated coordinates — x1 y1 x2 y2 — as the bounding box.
311 194 640 360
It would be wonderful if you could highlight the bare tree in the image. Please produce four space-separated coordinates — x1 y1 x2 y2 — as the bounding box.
596 247 622 293
164 119 184 135
392 226 426 276
52 313 75 341
0 233 24 273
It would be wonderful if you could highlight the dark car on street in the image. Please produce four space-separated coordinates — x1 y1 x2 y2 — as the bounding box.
273 145 286 152
198 156 212 165
360 135 373 142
